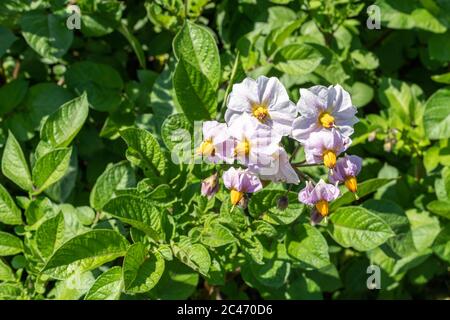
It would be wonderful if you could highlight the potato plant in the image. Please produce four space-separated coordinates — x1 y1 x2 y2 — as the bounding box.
0 0 449 300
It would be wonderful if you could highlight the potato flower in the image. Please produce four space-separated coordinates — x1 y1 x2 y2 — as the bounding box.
223 167 263 205
197 121 234 163
228 113 281 169
256 147 299 184
328 154 362 194
298 179 340 218
303 129 351 169
292 85 358 143
225 76 297 136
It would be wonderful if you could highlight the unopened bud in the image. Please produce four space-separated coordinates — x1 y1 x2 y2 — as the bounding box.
368 131 377 142
277 196 289 210
201 173 219 199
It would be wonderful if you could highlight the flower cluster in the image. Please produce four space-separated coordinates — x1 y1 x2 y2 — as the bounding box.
199 76 362 223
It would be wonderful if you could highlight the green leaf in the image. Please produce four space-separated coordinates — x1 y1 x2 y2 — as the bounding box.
0 79 28 115
40 93 89 148
0 259 15 282
49 271 95 300
427 200 450 219
433 224 450 263
161 113 191 151
328 206 395 251
431 72 450 84
330 178 392 211
200 222 236 248
428 32 450 62
1 131 33 191
36 212 65 259
90 161 136 210
406 209 441 252
42 229 129 280
148 260 199 300
249 189 298 216
173 21 221 88
376 0 446 33
286 223 330 269
0 183 22 225
85 266 123 300
250 258 290 289
123 243 165 293
172 237 211 276
65 61 123 112
350 49 379 70
103 195 166 241
20 10 73 61
120 127 166 177
173 59 217 121
273 44 323 75
24 83 74 129
423 88 450 140
0 26 17 57
32 147 72 195
0 231 23 256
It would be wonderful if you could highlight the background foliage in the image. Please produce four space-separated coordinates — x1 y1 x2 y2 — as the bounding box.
0 0 449 300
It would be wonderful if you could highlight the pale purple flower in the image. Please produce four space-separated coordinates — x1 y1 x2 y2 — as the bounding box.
257 147 299 184
228 113 281 169
225 76 297 136
201 173 219 199
223 167 263 205
329 154 362 193
298 179 340 217
303 129 351 169
329 155 362 184
197 121 234 163
292 84 358 143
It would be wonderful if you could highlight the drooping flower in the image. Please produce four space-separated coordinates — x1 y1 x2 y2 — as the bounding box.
328 154 362 194
303 129 351 169
298 179 340 217
201 173 220 199
223 167 262 205
225 76 297 136
256 147 299 184
292 84 358 143
228 113 281 169
197 121 234 163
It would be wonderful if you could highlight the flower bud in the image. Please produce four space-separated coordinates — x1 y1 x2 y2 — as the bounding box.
201 173 219 199
277 195 289 210
368 131 377 142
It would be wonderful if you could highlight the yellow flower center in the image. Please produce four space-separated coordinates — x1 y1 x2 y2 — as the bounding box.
230 189 244 205
234 138 250 157
315 200 329 217
251 103 270 123
318 112 335 128
197 139 215 156
345 176 358 193
323 150 337 168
